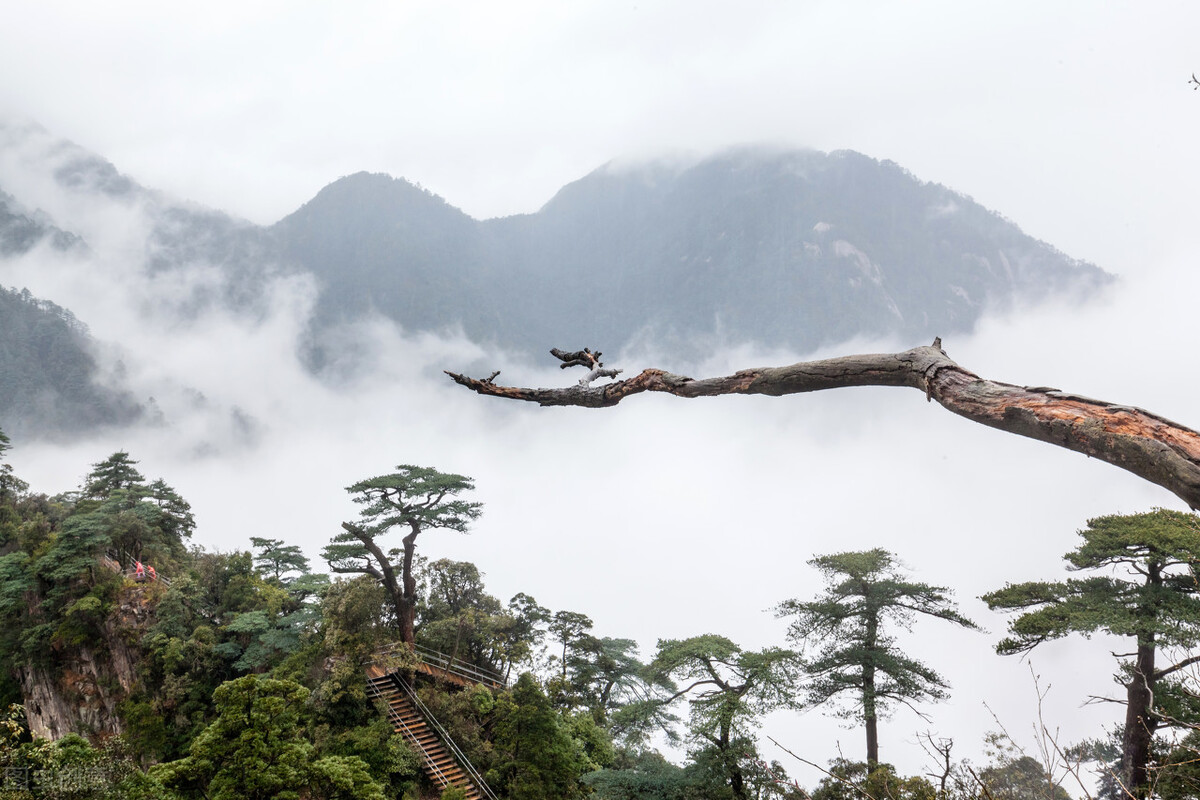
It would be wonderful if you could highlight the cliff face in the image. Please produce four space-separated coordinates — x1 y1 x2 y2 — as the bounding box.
18 581 155 740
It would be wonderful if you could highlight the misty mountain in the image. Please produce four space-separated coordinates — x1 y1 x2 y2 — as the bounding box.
278 148 1109 359
0 119 285 316
0 188 82 256
0 285 145 438
0 123 1110 439
273 172 487 334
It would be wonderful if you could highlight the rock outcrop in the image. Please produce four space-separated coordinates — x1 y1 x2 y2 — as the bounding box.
18 580 156 740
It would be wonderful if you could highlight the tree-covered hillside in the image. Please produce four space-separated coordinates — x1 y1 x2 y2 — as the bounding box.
0 286 144 438
0 435 1196 799
0 191 80 257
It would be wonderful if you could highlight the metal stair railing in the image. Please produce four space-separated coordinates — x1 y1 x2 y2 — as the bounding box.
371 641 509 689
391 673 500 800
367 677 459 791
412 643 507 689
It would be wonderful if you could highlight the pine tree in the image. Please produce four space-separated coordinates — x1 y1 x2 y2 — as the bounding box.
647 634 801 800
776 548 978 765
983 509 1200 799
322 465 482 643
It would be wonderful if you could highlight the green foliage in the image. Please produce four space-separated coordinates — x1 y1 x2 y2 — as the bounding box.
550 631 672 749
344 465 483 538
152 675 387 800
490 673 593 800
976 754 1071 800
1154 730 1200 800
810 759 936 800
82 452 145 499
0 705 170 799
308 754 389 800
125 549 322 760
416 558 508 674
647 635 801 800
249 537 309 584
323 464 483 642
983 509 1200 798
0 455 429 798
983 509 1200 654
548 610 594 678
414 681 497 779
583 751 699 800
648 635 801 741
586 748 808 800
308 713 419 799
776 548 977 763
499 592 550 679
74 453 193 569
310 577 395 726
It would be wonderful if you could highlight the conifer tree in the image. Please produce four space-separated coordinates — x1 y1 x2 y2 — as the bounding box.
250 536 310 584
775 548 978 766
323 465 481 643
983 509 1200 799
491 672 590 799
647 634 801 800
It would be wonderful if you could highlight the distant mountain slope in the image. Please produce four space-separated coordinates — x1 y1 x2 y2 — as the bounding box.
0 188 82 256
273 172 486 331
278 149 1110 359
0 285 144 439
0 120 274 439
0 121 1112 438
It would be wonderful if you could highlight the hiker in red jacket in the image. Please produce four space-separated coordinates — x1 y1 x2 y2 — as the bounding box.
148 565 157 582
134 561 145 580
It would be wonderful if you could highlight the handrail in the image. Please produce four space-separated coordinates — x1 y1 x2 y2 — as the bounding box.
392 673 500 800
413 643 507 688
371 641 508 689
366 677 456 790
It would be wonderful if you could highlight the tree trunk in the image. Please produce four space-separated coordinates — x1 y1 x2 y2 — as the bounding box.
1122 638 1157 799
341 521 413 641
447 341 1200 509
864 598 880 766
865 711 879 770
720 712 749 800
398 527 419 644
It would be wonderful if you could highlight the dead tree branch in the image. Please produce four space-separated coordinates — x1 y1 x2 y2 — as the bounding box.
445 338 1200 509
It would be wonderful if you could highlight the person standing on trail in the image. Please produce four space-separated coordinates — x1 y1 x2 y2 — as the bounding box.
148 565 157 582
134 561 145 580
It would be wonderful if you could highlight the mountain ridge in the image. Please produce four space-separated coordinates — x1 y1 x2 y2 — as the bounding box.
0 124 1111 437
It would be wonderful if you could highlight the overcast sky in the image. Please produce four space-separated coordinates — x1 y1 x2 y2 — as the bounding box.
2 0 1200 791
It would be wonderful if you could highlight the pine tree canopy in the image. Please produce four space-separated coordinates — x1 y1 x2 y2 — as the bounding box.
346 465 482 535
983 509 1200 655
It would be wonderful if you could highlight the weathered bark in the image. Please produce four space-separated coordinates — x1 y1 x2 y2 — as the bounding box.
864 597 880 767
446 340 1200 509
1123 564 1162 800
340 521 416 644
399 524 419 645
1122 638 1157 799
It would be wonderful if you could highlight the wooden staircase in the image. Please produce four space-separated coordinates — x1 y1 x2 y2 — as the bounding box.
366 665 493 799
